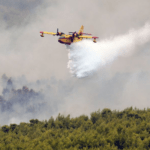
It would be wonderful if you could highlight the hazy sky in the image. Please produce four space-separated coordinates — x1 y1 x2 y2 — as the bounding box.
0 0 150 125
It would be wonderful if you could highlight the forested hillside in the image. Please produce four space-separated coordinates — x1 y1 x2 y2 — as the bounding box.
1 107 150 150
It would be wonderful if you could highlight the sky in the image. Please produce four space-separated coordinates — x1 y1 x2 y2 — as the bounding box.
0 0 150 125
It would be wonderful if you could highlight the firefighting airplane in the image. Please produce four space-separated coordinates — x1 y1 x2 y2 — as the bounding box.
40 25 98 45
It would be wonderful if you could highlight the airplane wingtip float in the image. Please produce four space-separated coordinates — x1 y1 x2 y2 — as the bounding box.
40 25 98 45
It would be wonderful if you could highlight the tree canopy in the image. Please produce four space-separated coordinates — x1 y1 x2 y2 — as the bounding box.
1 107 150 149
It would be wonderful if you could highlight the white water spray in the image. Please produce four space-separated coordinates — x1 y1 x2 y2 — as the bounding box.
67 24 150 78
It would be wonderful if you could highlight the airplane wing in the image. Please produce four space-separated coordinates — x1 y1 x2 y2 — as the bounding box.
79 36 98 39
40 31 56 37
79 36 98 43
43 32 57 35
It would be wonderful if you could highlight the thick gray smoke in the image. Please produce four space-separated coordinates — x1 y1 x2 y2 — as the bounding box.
0 75 45 125
1 0 150 126
0 74 74 125
67 23 150 77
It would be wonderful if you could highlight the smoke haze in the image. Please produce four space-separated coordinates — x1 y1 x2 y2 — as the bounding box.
1 0 150 126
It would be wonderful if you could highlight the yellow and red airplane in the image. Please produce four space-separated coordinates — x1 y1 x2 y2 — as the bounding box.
40 25 98 45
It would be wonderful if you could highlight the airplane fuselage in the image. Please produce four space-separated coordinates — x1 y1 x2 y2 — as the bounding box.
58 36 82 45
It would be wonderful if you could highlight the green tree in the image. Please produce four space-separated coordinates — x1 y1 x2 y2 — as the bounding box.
2 125 9 133
91 109 101 124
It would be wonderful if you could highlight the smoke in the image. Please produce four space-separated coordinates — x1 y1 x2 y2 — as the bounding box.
1 0 150 126
0 75 47 125
0 74 76 126
67 23 150 77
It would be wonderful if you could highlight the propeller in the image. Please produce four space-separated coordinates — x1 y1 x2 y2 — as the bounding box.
70 31 79 42
57 28 59 35
69 32 91 35
56 28 64 36
70 31 78 37
69 31 76 34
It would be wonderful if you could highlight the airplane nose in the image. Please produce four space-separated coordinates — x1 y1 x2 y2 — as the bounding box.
58 38 63 44
58 37 65 44
58 38 61 43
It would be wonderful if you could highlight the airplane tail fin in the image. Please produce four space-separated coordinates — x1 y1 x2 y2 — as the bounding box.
78 25 84 35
